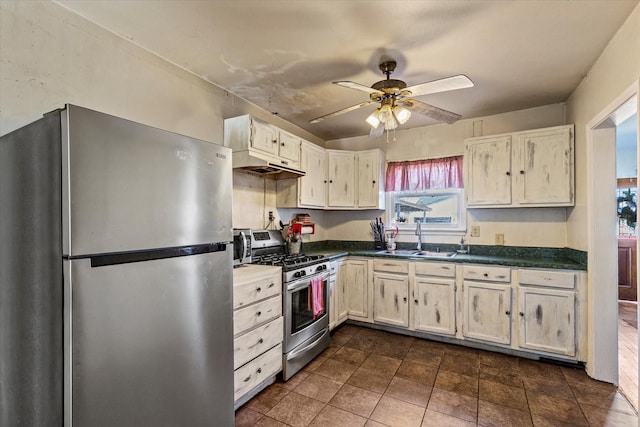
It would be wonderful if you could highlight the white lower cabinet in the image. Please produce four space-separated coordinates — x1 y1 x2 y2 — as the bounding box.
329 257 347 330
232 265 283 406
373 259 409 327
345 259 371 322
413 261 457 336
462 281 512 345
341 257 585 363
517 268 578 357
462 264 512 345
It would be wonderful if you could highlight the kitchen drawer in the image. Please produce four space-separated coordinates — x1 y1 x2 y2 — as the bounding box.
234 295 281 336
234 343 282 401
463 265 511 283
234 273 281 309
234 316 283 369
414 261 455 278
518 269 576 290
373 259 409 274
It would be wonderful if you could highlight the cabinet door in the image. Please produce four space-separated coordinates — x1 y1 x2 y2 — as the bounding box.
345 260 369 320
357 150 381 208
414 277 456 336
373 272 409 327
299 141 327 207
329 274 337 330
327 151 356 207
278 131 301 164
516 126 573 205
518 288 575 356
462 282 511 344
250 120 278 155
465 136 512 206
337 261 349 323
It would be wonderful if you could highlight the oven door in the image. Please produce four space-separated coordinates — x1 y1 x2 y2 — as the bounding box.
284 272 329 353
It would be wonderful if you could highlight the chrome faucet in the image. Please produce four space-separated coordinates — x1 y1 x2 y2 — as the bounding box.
415 221 422 252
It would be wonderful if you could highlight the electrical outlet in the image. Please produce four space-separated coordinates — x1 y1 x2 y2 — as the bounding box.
495 233 505 245
470 226 480 237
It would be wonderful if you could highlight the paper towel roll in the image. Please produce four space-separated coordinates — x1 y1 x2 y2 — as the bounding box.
300 226 314 234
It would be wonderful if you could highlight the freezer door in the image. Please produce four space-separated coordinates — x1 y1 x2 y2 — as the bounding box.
61 105 232 256
63 248 233 426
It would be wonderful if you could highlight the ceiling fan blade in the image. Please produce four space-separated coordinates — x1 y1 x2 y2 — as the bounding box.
309 100 377 124
401 75 474 98
334 81 382 95
399 99 462 124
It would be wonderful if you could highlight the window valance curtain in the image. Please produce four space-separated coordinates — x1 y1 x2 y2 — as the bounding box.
384 155 464 191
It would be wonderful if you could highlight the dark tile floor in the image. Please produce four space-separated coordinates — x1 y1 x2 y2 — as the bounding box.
235 325 638 426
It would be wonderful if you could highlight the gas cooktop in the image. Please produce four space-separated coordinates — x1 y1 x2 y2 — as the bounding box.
252 253 325 269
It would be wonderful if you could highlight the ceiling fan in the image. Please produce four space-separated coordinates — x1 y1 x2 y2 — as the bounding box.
310 60 474 138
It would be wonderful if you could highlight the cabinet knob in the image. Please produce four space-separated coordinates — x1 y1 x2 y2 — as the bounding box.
519 312 525 317
256 287 261 292
256 311 262 316
483 273 489 277
258 338 264 344
324 180 327 184
272 139 277 144
403 297 407 302
257 368 262 374
372 180 376 184
329 180 333 183
520 170 525 174
414 299 418 304
281 143 285 147
505 311 511 315
506 171 511 176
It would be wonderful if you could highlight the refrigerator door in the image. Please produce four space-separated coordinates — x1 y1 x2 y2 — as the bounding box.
61 105 232 256
64 247 234 426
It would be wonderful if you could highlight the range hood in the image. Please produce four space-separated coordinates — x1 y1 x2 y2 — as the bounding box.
231 150 305 180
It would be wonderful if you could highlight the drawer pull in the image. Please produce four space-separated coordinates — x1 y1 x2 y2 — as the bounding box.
257 368 262 374
256 311 262 316
268 282 275 288
256 287 261 292
243 375 252 383
258 338 264 344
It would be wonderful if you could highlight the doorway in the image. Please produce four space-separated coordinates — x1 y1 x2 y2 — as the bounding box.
587 85 638 406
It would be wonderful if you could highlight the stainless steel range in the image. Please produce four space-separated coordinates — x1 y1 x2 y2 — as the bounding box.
249 230 330 381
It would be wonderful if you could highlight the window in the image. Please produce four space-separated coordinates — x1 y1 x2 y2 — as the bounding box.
384 156 466 234
386 189 466 234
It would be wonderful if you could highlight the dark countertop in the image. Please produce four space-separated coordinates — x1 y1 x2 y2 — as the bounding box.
304 242 587 271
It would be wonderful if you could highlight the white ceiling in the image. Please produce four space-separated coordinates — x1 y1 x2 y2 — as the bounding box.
55 0 638 141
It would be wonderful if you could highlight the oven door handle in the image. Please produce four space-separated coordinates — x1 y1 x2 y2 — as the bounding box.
287 273 328 292
286 328 330 360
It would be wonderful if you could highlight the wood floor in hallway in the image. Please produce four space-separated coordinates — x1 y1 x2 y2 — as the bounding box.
619 300 638 411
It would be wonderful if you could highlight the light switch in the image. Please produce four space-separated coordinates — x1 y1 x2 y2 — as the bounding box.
495 233 505 245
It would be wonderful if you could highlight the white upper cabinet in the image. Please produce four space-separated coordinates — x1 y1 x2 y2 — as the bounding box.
516 127 573 205
465 135 512 206
356 149 385 209
250 119 279 156
277 130 302 164
327 150 356 207
298 141 327 208
465 125 574 208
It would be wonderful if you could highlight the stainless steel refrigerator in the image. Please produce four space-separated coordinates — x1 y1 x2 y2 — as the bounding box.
0 105 234 426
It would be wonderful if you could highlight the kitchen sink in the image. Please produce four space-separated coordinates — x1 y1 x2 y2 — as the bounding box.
376 249 456 258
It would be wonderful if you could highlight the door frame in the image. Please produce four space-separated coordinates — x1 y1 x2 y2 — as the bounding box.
586 81 639 383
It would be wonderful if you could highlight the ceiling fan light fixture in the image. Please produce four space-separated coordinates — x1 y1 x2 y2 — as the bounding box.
366 110 381 128
393 105 412 124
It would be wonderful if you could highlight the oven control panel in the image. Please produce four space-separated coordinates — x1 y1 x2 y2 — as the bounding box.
284 262 329 283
